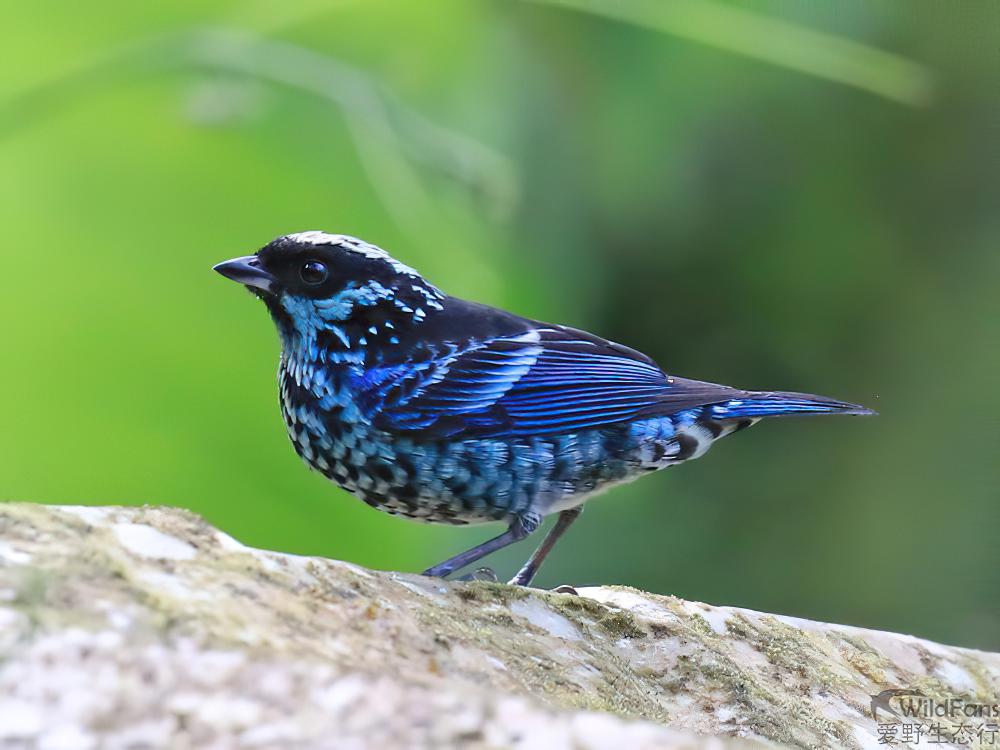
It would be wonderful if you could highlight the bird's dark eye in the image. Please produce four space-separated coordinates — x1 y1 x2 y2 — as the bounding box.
300 260 328 285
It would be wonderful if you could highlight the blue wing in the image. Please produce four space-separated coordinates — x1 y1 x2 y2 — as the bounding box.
356 326 744 439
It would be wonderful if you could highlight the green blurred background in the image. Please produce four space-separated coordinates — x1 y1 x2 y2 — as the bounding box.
2 0 997 649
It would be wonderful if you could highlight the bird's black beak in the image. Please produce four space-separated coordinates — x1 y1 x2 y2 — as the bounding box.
213 255 277 294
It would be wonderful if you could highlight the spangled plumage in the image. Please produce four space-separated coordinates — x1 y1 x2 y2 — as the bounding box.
215 231 874 585
366 327 731 438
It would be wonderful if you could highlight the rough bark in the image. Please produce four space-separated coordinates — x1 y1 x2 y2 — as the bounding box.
0 503 995 749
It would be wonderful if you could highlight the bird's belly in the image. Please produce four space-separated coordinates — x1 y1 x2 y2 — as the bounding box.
285 400 751 525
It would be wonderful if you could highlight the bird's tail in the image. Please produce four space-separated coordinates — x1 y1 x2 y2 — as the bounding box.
708 391 877 420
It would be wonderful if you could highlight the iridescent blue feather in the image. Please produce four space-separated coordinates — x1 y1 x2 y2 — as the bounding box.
216 231 874 531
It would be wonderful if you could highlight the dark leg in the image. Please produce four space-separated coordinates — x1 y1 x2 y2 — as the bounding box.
422 512 541 579
508 507 583 587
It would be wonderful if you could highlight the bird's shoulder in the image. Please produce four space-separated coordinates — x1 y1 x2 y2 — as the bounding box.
382 295 660 370
350 296 727 439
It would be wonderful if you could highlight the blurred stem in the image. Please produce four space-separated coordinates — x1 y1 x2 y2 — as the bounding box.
0 27 516 228
192 29 435 231
523 0 933 106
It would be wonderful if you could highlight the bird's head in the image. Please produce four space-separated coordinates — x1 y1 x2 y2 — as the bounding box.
214 231 444 359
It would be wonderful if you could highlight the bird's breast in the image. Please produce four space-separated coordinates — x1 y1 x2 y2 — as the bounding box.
274 355 754 526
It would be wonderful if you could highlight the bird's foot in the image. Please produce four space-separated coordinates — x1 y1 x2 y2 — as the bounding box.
507 563 537 587
457 567 499 582
551 584 579 595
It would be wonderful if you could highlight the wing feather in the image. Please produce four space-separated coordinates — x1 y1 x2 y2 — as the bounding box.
361 327 742 438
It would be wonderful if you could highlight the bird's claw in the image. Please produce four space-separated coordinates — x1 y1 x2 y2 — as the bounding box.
457 567 499 582
551 584 579 595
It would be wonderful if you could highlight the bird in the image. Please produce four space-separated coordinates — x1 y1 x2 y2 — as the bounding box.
214 231 874 586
